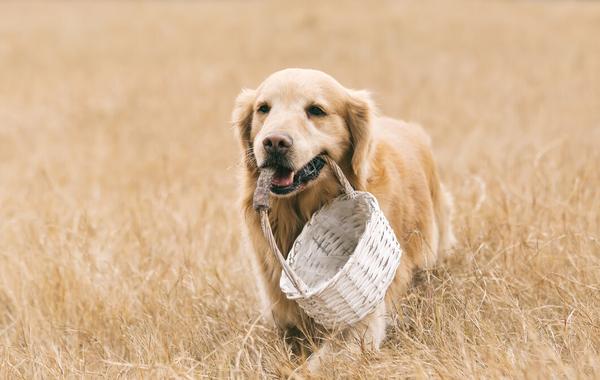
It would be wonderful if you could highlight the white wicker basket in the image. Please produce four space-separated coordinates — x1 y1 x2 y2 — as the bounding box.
253 156 402 328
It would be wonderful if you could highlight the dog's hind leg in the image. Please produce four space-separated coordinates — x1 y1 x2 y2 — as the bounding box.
436 184 457 257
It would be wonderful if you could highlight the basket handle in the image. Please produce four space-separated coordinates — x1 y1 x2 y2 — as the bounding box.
252 156 355 296
323 156 356 198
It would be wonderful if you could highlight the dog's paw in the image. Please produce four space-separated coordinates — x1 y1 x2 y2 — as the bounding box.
305 353 323 373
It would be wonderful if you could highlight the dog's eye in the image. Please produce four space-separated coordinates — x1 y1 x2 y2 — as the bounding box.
257 104 271 114
307 105 326 117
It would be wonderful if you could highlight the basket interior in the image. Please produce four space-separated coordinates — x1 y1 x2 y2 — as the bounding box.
288 194 372 290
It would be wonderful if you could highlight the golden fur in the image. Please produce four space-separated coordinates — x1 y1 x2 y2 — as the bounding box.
232 68 455 369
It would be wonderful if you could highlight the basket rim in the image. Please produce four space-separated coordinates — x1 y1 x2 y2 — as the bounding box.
281 190 392 300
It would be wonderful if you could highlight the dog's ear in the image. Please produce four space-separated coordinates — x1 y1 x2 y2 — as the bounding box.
231 88 257 167
344 89 375 187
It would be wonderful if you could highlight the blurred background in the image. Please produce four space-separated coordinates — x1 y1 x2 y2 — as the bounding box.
0 1 599 378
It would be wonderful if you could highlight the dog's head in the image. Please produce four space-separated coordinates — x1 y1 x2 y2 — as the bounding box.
232 68 375 196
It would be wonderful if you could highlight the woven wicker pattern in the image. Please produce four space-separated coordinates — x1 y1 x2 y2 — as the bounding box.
256 156 403 328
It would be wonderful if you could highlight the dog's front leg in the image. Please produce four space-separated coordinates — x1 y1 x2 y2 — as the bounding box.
305 301 387 372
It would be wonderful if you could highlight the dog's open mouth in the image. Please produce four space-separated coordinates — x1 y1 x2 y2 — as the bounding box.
268 156 326 195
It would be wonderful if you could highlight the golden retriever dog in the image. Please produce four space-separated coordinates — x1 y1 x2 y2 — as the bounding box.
232 68 455 370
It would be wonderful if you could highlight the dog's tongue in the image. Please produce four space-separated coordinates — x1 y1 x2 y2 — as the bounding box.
272 169 294 187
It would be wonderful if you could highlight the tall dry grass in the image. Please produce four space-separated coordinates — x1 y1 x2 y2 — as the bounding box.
0 1 599 378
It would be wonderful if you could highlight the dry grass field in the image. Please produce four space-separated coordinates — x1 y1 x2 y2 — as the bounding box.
1 1 599 378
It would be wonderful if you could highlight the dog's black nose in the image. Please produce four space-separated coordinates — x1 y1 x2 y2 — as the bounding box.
263 133 293 155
